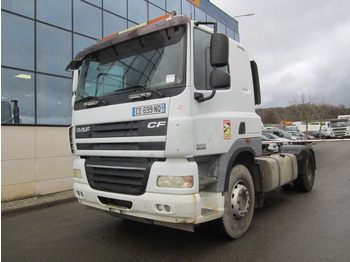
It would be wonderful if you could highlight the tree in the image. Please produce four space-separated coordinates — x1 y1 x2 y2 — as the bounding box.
256 108 281 124
290 90 317 138
256 104 350 128
313 98 332 139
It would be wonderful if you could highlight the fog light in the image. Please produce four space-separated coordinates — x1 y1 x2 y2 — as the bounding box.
156 204 163 211
164 205 171 212
157 176 193 188
74 190 85 199
73 169 82 179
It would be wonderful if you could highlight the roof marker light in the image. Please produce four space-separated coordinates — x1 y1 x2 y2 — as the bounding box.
102 32 118 41
148 13 170 24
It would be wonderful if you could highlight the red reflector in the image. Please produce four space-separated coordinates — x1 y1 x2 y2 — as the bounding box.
148 13 170 24
246 138 251 142
102 32 118 41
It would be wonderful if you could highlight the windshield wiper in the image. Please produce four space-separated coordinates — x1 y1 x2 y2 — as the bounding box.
125 85 164 100
77 96 107 107
143 86 164 98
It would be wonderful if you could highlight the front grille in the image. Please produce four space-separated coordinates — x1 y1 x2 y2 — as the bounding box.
84 156 163 195
75 119 167 153
77 142 165 151
76 119 167 139
332 127 346 136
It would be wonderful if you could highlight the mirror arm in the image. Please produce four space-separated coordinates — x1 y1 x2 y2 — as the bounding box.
194 89 216 103
194 21 217 32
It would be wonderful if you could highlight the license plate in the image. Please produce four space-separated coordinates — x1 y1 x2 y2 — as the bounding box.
132 103 166 116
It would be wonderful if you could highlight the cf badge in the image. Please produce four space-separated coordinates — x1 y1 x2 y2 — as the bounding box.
147 121 167 128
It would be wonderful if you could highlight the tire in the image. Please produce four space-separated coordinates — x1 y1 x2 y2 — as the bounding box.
213 164 255 239
294 155 315 192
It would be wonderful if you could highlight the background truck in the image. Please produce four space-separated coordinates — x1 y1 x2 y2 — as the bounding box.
328 119 350 138
66 13 316 239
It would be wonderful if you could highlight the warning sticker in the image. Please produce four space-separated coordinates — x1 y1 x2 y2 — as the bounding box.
223 120 231 139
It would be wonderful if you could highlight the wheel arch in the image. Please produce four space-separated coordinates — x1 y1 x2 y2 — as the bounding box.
204 138 262 194
223 148 263 194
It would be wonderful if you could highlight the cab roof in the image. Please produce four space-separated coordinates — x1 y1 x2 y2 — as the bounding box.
66 15 190 71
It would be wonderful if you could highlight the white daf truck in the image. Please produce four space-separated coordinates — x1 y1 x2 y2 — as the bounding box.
66 13 316 239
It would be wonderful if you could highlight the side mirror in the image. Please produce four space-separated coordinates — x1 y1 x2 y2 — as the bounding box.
210 33 229 67
194 32 230 103
210 70 230 89
65 59 83 72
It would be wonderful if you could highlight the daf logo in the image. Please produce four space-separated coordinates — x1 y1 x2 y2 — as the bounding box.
76 126 91 133
147 121 166 128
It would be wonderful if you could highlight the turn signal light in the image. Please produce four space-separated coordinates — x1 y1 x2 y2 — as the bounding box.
73 169 82 179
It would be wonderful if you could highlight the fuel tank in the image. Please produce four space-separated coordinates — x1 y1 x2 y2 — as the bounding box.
256 153 298 192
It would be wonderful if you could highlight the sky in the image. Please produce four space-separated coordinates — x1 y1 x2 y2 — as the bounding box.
210 0 350 108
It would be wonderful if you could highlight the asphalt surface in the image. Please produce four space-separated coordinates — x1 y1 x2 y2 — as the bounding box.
2 142 350 262
1 190 75 215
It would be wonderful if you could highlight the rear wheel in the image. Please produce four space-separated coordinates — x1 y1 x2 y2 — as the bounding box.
213 164 255 239
294 155 315 192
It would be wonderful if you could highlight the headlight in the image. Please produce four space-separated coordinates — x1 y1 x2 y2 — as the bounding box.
157 176 193 188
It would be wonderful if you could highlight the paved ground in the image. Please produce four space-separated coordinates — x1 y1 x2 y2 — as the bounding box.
2 142 350 262
1 190 75 215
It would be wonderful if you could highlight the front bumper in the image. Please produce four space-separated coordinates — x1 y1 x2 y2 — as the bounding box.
74 183 224 225
73 157 224 225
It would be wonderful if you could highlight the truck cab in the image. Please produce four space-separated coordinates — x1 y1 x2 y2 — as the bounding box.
329 119 350 138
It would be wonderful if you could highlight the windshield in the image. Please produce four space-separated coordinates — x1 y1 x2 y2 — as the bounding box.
330 120 350 127
75 25 186 108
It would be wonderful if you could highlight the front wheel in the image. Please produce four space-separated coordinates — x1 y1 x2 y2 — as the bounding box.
213 164 255 239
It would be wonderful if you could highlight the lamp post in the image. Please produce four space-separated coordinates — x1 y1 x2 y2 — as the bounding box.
233 13 255 19
233 13 255 42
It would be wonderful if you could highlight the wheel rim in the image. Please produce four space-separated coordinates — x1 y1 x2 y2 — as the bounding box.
231 181 251 220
